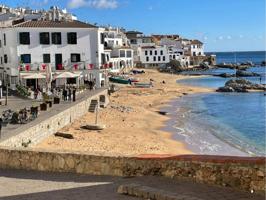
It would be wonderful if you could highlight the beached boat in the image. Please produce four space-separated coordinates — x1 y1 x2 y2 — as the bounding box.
131 69 145 74
109 77 130 84
129 77 139 83
134 82 152 88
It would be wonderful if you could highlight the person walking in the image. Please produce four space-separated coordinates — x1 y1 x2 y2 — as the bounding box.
73 87 76 102
68 87 72 101
63 88 67 101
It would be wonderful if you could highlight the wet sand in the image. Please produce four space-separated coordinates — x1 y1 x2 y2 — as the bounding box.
35 69 213 156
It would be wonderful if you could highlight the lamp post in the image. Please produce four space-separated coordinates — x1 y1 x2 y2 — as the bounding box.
3 69 7 106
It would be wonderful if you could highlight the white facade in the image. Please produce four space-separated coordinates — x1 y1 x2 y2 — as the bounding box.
0 21 106 89
139 45 169 68
190 43 204 56
103 28 133 73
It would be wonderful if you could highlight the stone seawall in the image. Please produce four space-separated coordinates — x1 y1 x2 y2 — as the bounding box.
0 147 264 193
0 89 109 148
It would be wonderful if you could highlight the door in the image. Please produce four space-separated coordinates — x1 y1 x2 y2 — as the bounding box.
55 54 62 70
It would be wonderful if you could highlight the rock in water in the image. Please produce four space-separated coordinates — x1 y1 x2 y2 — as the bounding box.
215 73 234 78
236 70 260 77
217 79 265 93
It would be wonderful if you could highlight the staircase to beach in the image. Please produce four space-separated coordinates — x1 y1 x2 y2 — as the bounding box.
88 99 98 113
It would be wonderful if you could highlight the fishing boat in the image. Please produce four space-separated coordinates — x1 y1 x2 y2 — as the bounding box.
129 77 139 83
109 77 130 84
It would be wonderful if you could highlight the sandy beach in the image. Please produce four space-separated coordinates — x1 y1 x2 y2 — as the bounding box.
35 69 214 156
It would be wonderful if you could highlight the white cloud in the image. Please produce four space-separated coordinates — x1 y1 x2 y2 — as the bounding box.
68 0 118 9
203 36 208 41
218 36 223 40
239 34 244 39
227 35 232 40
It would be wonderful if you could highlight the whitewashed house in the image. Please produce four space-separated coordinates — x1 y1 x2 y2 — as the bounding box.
0 19 106 89
103 27 133 73
139 45 169 68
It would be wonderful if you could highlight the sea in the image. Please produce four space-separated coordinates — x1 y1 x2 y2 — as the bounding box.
166 51 266 156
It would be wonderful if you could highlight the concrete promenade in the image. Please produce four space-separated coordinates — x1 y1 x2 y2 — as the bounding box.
0 169 264 200
0 88 106 142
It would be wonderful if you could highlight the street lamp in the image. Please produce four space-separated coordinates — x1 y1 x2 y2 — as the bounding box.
3 69 7 106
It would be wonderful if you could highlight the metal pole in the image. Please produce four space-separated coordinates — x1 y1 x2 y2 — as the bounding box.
95 103 98 125
5 80 7 106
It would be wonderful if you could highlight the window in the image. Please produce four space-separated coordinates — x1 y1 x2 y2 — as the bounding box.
19 32 30 45
20 54 31 63
145 50 148 56
160 50 163 55
0 40 2 47
40 32 50 45
154 50 157 55
146 56 149 62
4 54 7 63
71 54 81 62
150 50 152 55
4 33 6 46
158 56 161 62
126 50 132 58
67 32 77 44
100 33 105 44
0 57 2 64
101 53 106 64
163 56 165 61
52 32 61 44
11 76 17 85
173 55 176 59
153 56 156 61
119 50 125 57
43 54 50 63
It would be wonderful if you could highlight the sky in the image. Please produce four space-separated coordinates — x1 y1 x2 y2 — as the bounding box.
1 0 265 52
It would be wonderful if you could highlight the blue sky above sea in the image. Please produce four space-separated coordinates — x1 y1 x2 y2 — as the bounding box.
1 0 265 52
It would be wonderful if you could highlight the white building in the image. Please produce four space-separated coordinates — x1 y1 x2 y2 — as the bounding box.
103 27 133 73
139 45 169 68
0 19 106 89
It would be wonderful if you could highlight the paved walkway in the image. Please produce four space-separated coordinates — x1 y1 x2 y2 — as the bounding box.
0 89 105 142
0 169 264 200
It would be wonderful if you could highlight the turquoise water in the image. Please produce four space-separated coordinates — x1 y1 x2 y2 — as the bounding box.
172 52 266 156
175 72 266 156
168 93 265 156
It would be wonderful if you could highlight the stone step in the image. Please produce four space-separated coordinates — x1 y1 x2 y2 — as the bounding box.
88 100 98 113
117 184 204 200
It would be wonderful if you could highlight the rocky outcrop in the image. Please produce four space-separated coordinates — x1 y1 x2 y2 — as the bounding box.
261 61 266 66
216 63 252 70
236 70 260 77
215 73 234 78
217 79 265 93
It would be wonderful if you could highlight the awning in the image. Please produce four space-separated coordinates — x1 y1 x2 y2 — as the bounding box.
23 73 46 79
55 72 79 79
